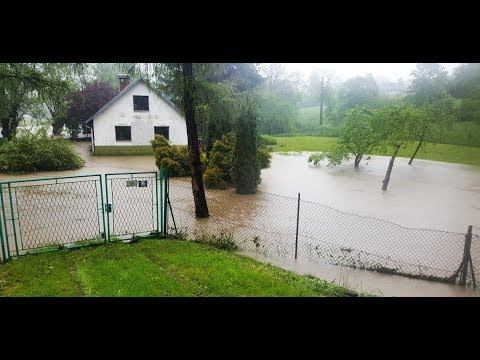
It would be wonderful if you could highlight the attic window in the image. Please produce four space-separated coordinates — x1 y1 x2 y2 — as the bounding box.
133 95 149 111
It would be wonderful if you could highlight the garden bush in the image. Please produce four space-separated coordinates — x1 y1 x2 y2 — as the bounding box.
203 131 272 189
151 134 206 177
259 134 277 146
0 130 85 173
202 167 228 190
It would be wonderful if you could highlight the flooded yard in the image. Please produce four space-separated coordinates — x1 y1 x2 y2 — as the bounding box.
261 153 480 233
2 144 478 233
1 144 479 292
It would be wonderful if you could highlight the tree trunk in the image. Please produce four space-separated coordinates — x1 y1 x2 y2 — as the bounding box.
408 130 426 165
52 116 64 136
354 154 363 168
1 120 11 139
1 113 19 140
382 145 400 191
182 63 209 218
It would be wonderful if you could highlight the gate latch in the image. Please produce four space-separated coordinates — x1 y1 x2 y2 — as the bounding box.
105 204 112 213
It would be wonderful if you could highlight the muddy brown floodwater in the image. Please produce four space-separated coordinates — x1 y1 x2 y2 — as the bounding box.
260 153 480 233
1 144 479 296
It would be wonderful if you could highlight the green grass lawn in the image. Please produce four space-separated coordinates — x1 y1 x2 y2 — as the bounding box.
0 239 349 297
295 106 480 147
271 136 480 167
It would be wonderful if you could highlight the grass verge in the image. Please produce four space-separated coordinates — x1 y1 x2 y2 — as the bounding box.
0 238 350 297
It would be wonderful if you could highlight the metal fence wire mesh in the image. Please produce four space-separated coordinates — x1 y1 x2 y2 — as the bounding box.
105 172 159 238
168 178 478 289
0 176 105 256
0 171 165 260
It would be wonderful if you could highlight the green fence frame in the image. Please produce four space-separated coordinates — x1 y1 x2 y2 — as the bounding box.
0 174 105 261
103 170 169 242
159 166 170 235
0 169 170 262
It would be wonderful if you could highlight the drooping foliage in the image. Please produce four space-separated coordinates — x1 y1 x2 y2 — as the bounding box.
0 63 69 139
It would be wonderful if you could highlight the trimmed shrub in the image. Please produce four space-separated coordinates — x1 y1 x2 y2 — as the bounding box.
203 167 228 190
151 134 206 177
232 108 260 194
204 131 272 189
0 130 85 173
257 147 272 169
205 132 236 187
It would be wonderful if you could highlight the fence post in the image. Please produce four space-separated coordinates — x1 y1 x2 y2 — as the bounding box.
459 225 473 286
295 193 300 260
155 171 159 234
7 183 19 257
159 167 164 236
104 174 111 243
98 175 107 243
0 204 5 261
164 168 169 235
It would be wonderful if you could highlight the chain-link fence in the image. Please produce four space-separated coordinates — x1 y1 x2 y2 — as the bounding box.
0 171 476 290
168 178 478 289
0 171 169 260
0 175 105 258
104 172 161 240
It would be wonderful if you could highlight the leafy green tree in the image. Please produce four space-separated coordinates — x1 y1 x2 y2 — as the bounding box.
257 88 295 134
449 63 480 122
37 63 80 135
233 101 260 194
407 63 454 164
407 100 455 164
257 64 303 135
154 63 262 153
409 64 449 105
0 63 68 139
374 104 419 190
308 107 381 168
338 74 379 111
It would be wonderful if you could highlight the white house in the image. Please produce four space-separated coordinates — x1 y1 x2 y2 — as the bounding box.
85 74 187 155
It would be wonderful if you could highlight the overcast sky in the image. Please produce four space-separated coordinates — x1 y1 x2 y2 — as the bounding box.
281 63 462 82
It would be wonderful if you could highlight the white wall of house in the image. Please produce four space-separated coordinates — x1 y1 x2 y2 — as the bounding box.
92 81 187 146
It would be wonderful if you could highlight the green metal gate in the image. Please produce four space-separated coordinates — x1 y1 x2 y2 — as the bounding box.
0 175 106 259
104 171 160 241
0 169 170 261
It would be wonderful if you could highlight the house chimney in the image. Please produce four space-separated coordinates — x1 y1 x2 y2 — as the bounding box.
118 74 131 91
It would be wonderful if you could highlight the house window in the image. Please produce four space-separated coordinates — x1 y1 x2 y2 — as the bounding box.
133 95 149 111
115 126 131 141
154 126 169 140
